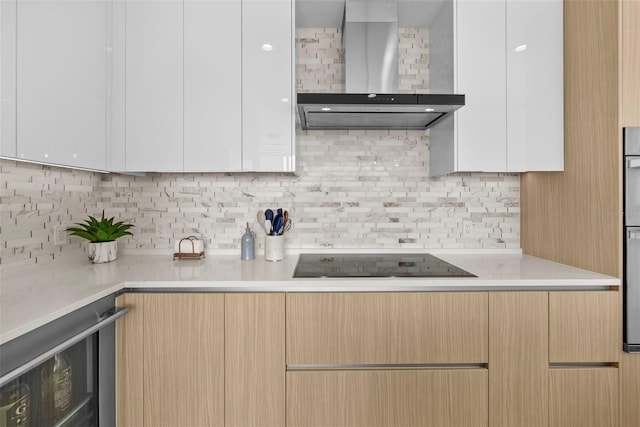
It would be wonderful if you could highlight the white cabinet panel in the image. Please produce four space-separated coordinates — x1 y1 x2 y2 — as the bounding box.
506 0 563 172
184 0 241 172
126 0 183 171
242 0 294 172
115 0 294 173
456 0 507 172
110 0 126 171
429 0 563 175
17 0 107 170
1 0 17 158
428 0 456 176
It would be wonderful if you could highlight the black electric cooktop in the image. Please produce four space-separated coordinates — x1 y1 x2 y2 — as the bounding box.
293 254 476 278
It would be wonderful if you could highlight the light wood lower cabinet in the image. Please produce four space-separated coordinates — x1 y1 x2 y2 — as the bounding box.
115 293 144 427
489 292 548 427
286 292 488 365
116 293 225 426
287 369 488 427
489 291 621 427
549 368 619 427
621 352 640 427
115 292 284 427
144 293 224 427
116 290 622 427
225 293 285 426
549 291 620 363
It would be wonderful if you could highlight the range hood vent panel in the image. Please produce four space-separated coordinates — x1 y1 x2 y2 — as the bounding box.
297 93 464 130
305 112 444 130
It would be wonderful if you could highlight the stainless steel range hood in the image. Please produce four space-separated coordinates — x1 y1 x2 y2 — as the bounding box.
297 0 464 131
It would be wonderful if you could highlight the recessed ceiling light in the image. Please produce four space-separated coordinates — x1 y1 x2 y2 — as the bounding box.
321 107 331 111
425 108 435 112
261 43 273 51
281 98 289 103
514 44 527 52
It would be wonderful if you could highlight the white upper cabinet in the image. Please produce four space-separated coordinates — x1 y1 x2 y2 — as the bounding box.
506 0 564 171
125 0 183 172
117 0 292 172
242 0 295 172
429 0 563 175
456 0 507 172
1 0 17 158
16 0 107 170
184 0 242 172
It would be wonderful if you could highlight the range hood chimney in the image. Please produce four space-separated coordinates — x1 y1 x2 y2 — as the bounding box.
297 0 464 131
343 0 399 93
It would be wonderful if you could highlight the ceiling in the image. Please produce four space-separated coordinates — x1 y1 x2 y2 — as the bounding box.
296 0 447 28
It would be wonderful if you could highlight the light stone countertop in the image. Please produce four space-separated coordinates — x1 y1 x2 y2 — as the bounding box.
0 251 620 345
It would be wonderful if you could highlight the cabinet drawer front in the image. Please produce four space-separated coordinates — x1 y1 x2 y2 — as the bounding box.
549 368 619 427
286 292 488 365
549 291 620 362
287 369 488 427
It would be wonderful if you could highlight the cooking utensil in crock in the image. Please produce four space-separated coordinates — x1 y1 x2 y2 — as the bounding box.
257 211 267 233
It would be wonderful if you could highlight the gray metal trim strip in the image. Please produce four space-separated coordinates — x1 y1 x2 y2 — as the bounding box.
549 362 616 368
287 363 487 370
120 286 615 293
0 307 128 386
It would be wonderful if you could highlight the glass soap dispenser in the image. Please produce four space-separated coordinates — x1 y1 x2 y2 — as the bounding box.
241 223 255 260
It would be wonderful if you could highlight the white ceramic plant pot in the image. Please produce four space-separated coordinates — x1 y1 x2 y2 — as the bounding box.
88 241 117 264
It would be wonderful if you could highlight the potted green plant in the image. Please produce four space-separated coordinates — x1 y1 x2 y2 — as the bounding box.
67 211 134 264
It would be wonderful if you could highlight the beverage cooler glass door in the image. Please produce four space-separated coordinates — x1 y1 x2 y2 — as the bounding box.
0 296 127 426
627 227 640 352
1 339 95 426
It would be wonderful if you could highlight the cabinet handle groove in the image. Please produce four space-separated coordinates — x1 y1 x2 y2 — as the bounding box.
287 363 487 371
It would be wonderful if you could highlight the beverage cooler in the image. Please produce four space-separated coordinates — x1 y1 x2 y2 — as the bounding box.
0 295 128 426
